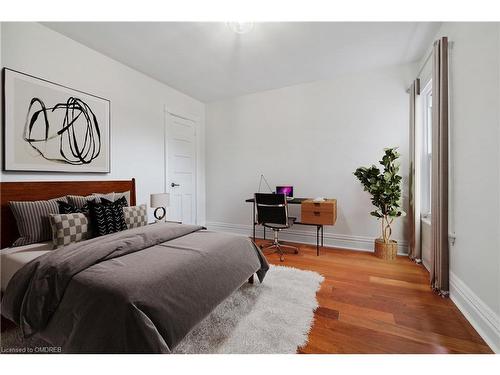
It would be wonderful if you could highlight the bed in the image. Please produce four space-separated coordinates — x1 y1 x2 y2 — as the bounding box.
0 179 269 353
1 241 52 292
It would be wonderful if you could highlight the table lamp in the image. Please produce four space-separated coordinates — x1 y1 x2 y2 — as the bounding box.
150 193 170 222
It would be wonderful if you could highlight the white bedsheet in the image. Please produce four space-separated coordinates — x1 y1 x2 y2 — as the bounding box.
1 242 52 292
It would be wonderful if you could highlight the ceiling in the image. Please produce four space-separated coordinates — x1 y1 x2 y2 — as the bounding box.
43 22 441 102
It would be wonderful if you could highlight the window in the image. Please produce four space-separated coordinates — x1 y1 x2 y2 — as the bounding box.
421 80 432 216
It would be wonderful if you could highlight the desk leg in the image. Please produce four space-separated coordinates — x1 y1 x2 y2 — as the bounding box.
264 226 266 240
321 225 324 247
316 226 320 256
252 203 256 242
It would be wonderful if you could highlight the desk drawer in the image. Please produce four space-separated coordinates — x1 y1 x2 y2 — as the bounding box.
301 199 337 225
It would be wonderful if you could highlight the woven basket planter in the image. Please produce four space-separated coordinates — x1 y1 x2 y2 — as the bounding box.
374 238 398 261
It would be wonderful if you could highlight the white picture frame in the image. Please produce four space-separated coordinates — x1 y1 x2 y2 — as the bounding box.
3 68 111 173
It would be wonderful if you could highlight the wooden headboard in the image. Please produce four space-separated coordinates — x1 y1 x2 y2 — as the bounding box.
0 179 136 249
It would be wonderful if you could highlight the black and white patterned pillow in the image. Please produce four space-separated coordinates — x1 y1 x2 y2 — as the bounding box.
57 200 90 215
115 191 131 206
9 196 69 247
57 200 93 237
88 199 127 237
102 196 128 208
123 204 148 229
113 196 128 208
49 213 91 249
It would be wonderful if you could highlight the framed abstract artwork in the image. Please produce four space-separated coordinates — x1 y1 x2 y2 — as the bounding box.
2 68 110 173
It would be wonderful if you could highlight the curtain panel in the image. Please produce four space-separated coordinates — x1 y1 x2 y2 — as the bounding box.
431 36 449 295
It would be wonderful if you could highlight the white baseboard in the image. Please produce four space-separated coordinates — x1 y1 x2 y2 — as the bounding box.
450 272 500 353
206 221 408 255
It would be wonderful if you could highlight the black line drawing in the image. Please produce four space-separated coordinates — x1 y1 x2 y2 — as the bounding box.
23 97 101 165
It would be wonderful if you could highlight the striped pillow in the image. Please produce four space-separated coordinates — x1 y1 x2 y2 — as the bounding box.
67 194 99 209
9 196 69 247
91 192 115 203
93 191 131 206
67 192 125 209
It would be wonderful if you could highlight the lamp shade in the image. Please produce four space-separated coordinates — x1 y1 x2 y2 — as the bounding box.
150 193 170 208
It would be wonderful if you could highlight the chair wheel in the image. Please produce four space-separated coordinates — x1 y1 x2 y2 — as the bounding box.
294 249 299 254
259 244 264 249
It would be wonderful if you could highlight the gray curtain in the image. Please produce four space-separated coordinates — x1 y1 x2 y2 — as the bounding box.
431 37 449 295
408 79 421 262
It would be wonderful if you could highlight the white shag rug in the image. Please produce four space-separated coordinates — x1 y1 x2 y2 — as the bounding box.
1 265 324 354
174 265 324 354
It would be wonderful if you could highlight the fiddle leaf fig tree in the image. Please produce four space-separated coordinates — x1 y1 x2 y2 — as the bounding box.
354 147 405 244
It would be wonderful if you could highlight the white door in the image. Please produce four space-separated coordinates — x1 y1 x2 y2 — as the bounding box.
165 111 197 224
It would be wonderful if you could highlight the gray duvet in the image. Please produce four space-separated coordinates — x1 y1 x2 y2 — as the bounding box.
1 223 269 353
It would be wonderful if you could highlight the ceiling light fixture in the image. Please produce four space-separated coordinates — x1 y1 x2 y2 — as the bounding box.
226 22 254 34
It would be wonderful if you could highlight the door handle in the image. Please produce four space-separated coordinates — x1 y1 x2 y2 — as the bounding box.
171 182 180 187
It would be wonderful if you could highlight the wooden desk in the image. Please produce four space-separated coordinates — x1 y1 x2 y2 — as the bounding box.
245 197 327 256
301 199 337 225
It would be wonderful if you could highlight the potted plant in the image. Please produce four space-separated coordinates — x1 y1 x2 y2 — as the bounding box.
353 148 404 260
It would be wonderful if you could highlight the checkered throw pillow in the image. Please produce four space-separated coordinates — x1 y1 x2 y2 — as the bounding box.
49 213 91 249
123 204 148 229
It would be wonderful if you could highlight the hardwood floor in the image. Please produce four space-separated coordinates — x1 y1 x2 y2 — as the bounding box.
256 238 493 354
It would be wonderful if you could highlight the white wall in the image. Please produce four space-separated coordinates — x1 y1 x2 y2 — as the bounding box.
206 64 414 253
0 23 206 225
417 22 500 352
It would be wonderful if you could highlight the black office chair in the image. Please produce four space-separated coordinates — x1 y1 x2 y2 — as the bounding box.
254 193 299 262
